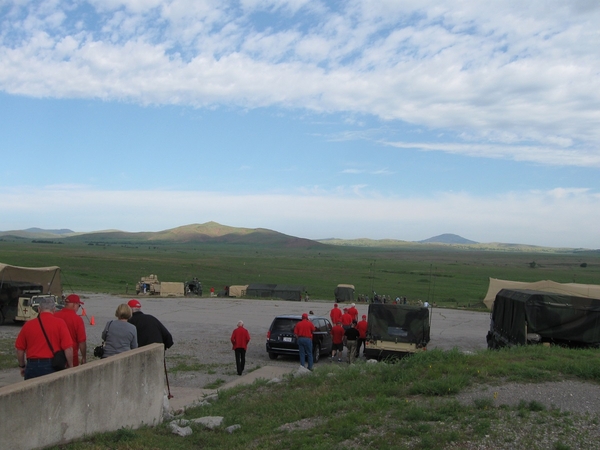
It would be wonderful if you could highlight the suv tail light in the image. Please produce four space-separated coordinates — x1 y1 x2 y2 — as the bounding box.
267 330 271 340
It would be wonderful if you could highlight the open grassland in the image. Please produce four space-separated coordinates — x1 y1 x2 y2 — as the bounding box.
1 240 598 309
56 346 600 450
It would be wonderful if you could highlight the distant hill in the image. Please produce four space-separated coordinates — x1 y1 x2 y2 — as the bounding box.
419 234 478 245
59 222 324 248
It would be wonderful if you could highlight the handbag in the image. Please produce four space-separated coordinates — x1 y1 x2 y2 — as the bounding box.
38 316 68 371
94 321 112 358
93 344 104 358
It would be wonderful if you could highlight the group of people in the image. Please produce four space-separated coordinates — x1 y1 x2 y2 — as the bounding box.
15 295 173 380
328 303 368 364
15 296 368 382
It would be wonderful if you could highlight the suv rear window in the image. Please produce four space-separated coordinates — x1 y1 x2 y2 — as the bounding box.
271 318 299 333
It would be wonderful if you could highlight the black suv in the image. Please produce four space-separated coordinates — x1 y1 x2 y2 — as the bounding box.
266 314 333 363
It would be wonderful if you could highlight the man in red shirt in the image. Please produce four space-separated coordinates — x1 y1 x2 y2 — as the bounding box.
355 314 368 358
347 303 359 322
330 303 342 325
341 308 353 329
231 320 251 376
293 313 316 370
15 297 73 380
55 294 87 366
330 321 345 362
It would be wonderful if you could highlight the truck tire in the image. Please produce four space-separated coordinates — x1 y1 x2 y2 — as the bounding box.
268 352 278 360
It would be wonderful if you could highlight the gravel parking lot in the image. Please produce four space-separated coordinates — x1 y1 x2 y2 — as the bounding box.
3 294 600 419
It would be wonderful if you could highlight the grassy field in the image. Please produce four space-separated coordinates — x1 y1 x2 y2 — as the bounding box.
1 240 599 309
55 346 600 450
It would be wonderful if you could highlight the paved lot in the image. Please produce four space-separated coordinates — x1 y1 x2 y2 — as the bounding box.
0 294 491 391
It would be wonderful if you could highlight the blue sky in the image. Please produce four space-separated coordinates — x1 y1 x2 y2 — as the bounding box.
1 1 599 248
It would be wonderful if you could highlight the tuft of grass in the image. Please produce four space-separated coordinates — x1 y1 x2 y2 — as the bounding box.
0 338 17 370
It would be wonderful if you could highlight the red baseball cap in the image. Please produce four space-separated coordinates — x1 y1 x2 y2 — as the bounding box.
362 314 367 318
65 294 84 305
128 299 142 308
334 303 338 307
302 313 308 319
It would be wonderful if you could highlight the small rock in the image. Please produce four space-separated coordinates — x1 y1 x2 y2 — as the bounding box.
293 366 312 377
268 377 282 384
169 422 192 437
367 359 378 364
191 416 224 429
226 424 241 434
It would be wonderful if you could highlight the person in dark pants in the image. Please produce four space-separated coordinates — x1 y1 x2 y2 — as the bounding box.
127 299 173 349
344 321 360 364
294 313 316 370
355 314 368 357
15 297 73 380
231 320 251 375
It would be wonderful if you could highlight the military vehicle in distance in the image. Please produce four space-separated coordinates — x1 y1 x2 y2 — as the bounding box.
0 281 62 323
364 303 431 359
135 274 161 295
334 284 355 303
487 289 600 349
184 277 203 296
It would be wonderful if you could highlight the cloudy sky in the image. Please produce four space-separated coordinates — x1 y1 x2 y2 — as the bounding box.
1 0 599 248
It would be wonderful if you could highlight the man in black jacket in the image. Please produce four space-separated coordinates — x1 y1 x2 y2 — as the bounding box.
127 299 174 349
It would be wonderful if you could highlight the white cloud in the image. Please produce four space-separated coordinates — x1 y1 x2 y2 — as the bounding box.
1 1 600 166
1 186 599 248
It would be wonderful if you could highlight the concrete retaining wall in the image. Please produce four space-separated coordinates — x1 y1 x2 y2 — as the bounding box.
0 343 165 450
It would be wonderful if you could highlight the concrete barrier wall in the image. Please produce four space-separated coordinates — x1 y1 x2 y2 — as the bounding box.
0 343 165 450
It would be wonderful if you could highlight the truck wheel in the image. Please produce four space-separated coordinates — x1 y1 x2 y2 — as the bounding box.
268 352 278 360
313 344 321 363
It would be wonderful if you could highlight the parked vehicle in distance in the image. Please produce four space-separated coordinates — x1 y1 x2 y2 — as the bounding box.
266 314 333 363
487 289 600 349
334 284 355 303
365 303 430 359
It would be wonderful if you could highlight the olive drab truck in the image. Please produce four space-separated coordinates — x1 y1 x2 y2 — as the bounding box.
334 284 355 303
364 303 431 359
487 289 600 349
0 264 63 323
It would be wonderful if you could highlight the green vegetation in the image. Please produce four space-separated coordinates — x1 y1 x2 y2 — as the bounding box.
55 346 600 449
1 240 598 309
0 338 16 370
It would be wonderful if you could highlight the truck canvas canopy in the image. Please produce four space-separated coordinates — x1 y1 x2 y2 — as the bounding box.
0 263 61 295
489 288 600 348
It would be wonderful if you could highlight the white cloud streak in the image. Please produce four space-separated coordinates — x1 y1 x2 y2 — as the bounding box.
1 1 600 166
2 186 599 248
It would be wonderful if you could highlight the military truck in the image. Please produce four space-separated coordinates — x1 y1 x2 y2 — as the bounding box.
334 284 355 303
0 264 63 323
184 277 203 296
364 303 431 359
0 281 62 323
487 288 600 349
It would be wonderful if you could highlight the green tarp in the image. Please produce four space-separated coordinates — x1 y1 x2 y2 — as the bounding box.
367 303 430 345
491 289 600 347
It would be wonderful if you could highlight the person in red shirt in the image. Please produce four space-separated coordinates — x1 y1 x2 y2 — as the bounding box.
293 313 316 370
231 320 251 376
355 314 368 358
330 303 342 325
54 294 87 366
347 303 359 322
330 321 345 362
15 297 73 380
341 308 353 329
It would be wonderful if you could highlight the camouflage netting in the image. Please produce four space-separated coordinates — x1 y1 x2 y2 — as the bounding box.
491 289 600 346
367 304 430 345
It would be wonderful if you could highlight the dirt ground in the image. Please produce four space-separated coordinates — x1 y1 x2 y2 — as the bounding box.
3 294 600 419
0 294 490 389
